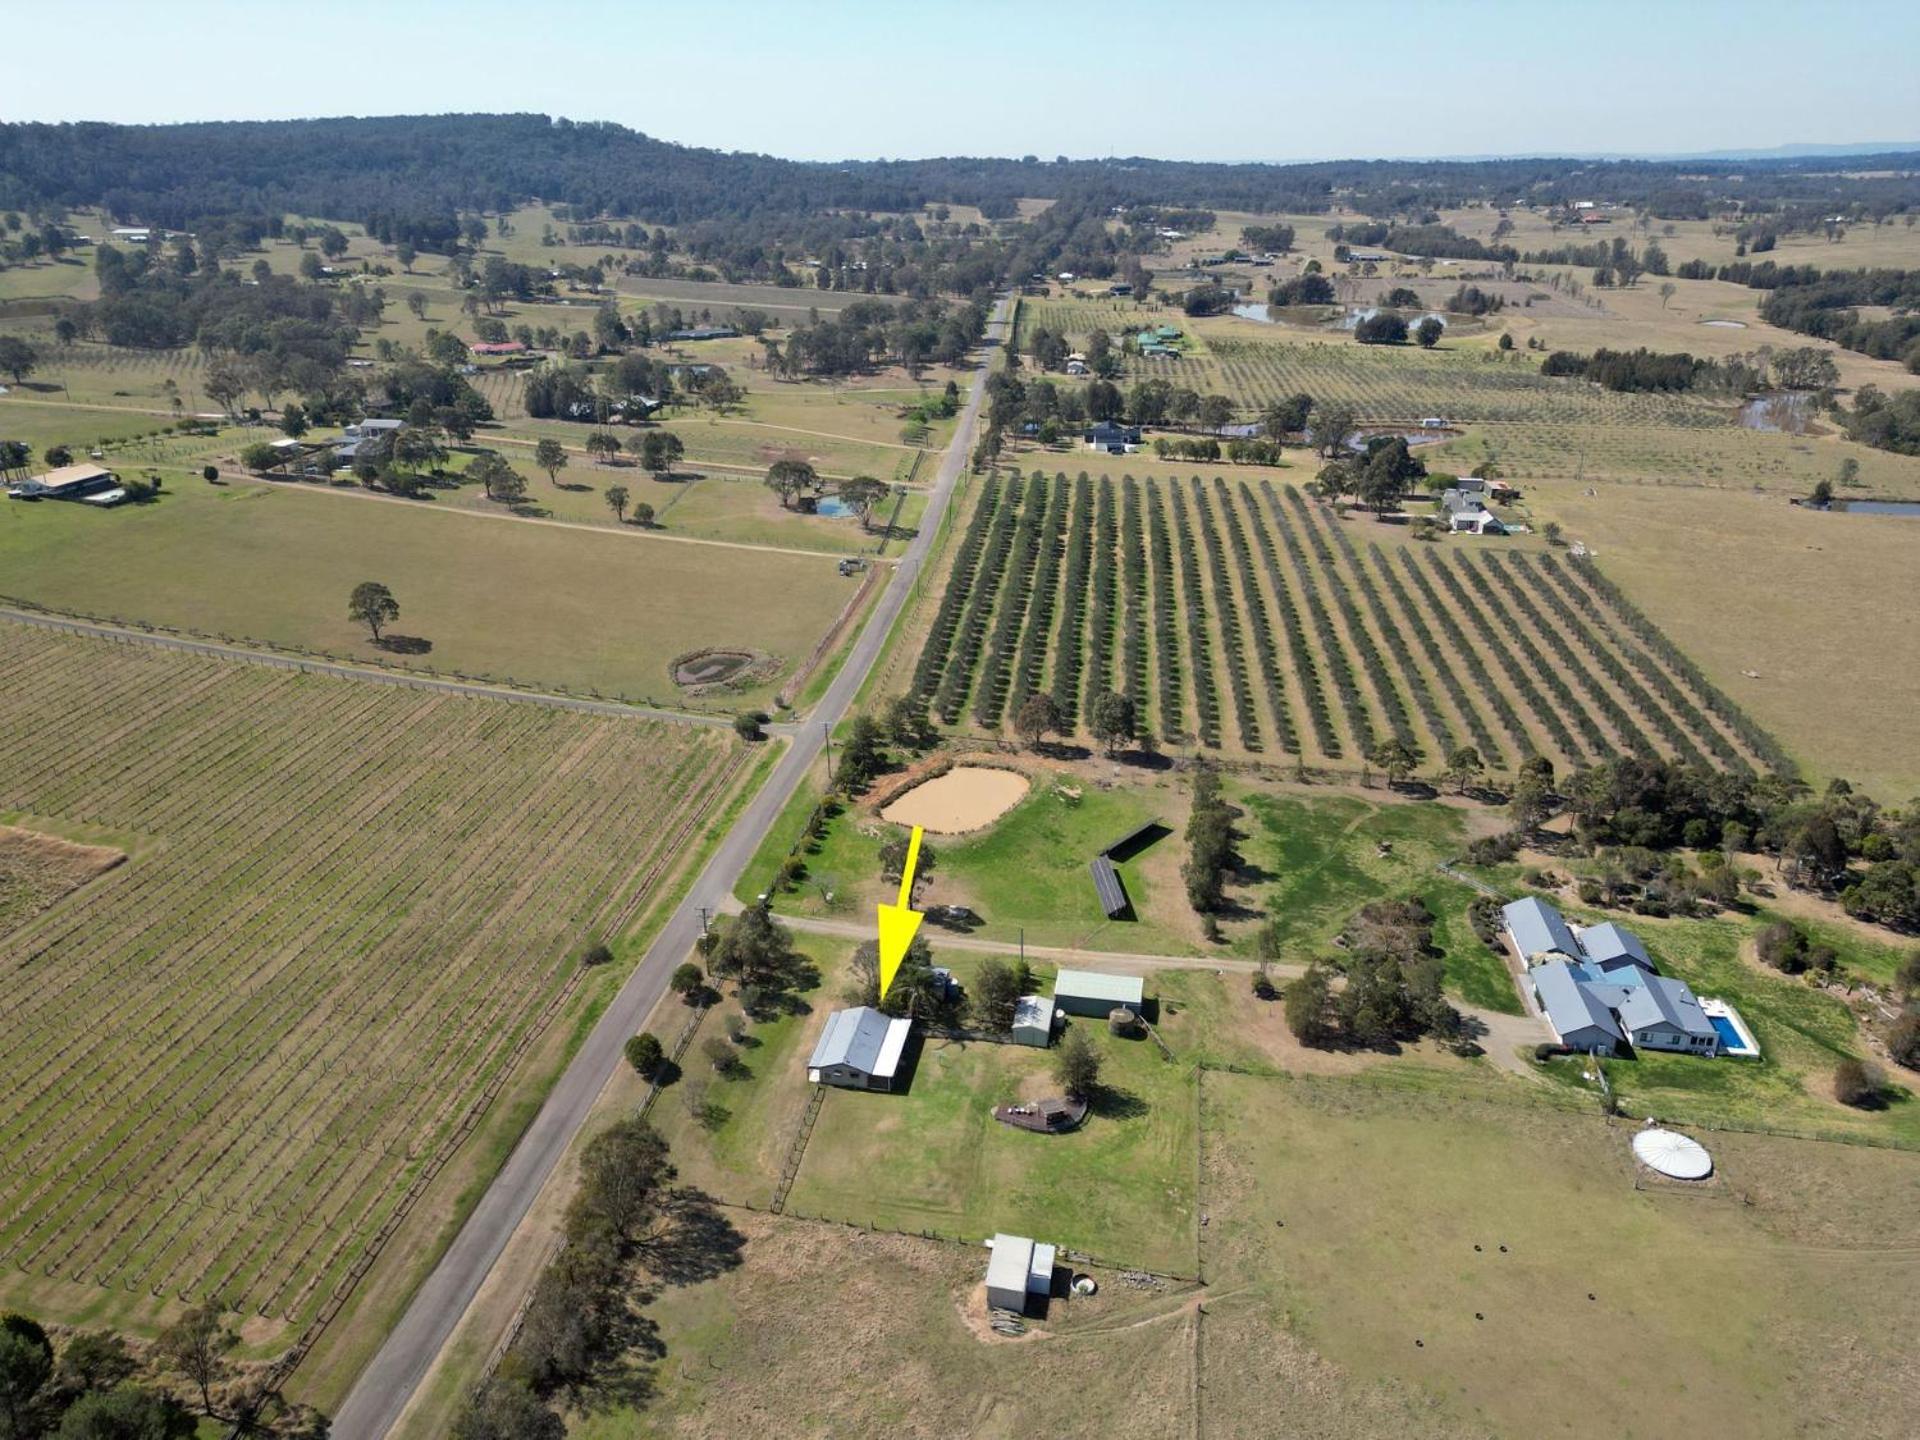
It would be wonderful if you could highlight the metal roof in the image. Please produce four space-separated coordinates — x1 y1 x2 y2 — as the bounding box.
1580 922 1655 973
807 1006 911 1078
1054 968 1144 1007
1616 974 1716 1041
1531 960 1624 1046
1089 855 1128 918
1012 994 1052 1032
985 1234 1054 1296
1503 897 1582 961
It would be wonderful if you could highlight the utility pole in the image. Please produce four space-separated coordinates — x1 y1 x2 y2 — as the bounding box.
697 907 711 938
822 722 834 783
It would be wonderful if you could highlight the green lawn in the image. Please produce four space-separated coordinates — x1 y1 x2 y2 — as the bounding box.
0 473 852 709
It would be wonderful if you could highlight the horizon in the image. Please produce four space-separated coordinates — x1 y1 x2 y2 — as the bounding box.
9 0 1919 166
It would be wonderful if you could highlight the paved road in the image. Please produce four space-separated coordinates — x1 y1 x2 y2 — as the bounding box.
329 297 1010 1439
0 606 729 728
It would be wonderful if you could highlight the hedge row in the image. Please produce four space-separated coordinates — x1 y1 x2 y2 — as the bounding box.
1562 555 1796 778
1167 482 1222 747
1008 473 1069 721
1182 485 1259 756
1527 553 1750 774
1392 549 1532 761
1238 481 1340 757
1260 482 1374 755
1050 474 1096 726
1121 480 1151 738
1415 548 1581 762
935 473 1023 724
1501 552 1725 772
1213 478 1299 754
1442 552 1605 761
1144 480 1186 744
929 476 1021 725
1285 490 1421 752
1088 477 1118 703
975 472 1052 727
1371 544 1506 767
912 471 1001 704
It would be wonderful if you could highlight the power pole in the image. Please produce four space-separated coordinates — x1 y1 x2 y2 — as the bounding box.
822 723 834 783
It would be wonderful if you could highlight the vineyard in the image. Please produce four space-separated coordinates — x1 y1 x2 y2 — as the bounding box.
0 622 739 1337
912 471 1790 778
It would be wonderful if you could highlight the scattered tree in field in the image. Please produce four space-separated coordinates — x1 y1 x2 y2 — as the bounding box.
1658 281 1677 309
1542 520 1564 546
468 452 529 506
604 483 629 522
631 501 655 528
624 1032 665 1079
533 437 568 485
836 475 893 532
1053 1029 1102 1100
1414 316 1444 348
239 441 279 472
669 961 705 1002
1445 744 1485 793
573 1116 675 1245
1089 690 1137 756
0 336 38 384
701 1036 741 1076
765 458 819 509
1314 401 1357 457
637 430 683 477
156 1303 235 1417
1183 767 1236 914
585 430 623 465
347 581 400 642
1014 691 1065 750
405 291 429 320
1369 738 1423 790
1887 1013 1920 1069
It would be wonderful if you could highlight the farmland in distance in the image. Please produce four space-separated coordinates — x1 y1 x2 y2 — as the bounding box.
0 622 740 1345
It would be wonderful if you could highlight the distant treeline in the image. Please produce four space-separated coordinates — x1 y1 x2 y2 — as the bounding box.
1331 221 1518 264
1543 346 1724 393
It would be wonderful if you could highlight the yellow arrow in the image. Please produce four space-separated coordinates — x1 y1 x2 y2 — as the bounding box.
876 825 926 1001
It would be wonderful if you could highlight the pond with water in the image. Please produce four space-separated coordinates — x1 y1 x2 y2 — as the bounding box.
1738 391 1815 434
1811 499 1920 517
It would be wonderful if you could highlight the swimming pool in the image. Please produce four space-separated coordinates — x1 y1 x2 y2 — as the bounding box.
1710 1015 1742 1050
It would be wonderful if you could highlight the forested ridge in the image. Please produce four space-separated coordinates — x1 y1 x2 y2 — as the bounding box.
5 113 1920 233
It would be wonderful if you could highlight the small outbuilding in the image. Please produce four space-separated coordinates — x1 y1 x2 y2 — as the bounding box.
1053 968 1144 1019
9 462 119 501
985 1233 1056 1315
1011 994 1054 1048
807 1006 912 1091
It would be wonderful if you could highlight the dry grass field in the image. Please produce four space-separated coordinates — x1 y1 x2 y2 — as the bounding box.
0 824 124 933
0 622 743 1348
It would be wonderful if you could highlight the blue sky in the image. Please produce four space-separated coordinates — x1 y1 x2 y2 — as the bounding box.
7 0 1918 163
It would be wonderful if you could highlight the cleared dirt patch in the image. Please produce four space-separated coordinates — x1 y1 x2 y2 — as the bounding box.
0 825 123 933
880 766 1030 834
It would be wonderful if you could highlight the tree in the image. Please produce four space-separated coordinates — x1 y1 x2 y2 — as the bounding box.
1658 281 1677 310
54 1387 194 1440
405 291 429 321
1444 745 1484 794
155 1303 234 1417
970 957 1033 1032
835 714 888 791
239 441 279 472
584 429 623 465
639 430 683 477
1089 690 1137 756
1014 692 1065 750
468 452 528 506
533 437 568 486
733 711 767 741
631 501 655 528
1314 402 1357 458
0 337 38 385
1370 738 1422 790
669 962 705 1002
1414 316 1444 348
604 483 629 523
1285 963 1335 1046
1053 1030 1102 1101
0 1317 53 1439
574 1117 675 1244
765 458 818 509
625 1032 665 1080
450 1377 563 1440
346 581 401 643
835 475 892 532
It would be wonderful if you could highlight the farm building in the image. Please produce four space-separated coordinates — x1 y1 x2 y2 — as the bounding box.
1084 421 1143 453
7 463 121 502
985 1233 1056 1315
806 1006 912 1090
667 326 737 342
1011 994 1054 1047
468 340 528 356
1513 899 1725 1057
1053 968 1144 1019
1440 487 1507 535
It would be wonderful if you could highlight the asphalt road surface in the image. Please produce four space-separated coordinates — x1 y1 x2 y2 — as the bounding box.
330 296 1010 1439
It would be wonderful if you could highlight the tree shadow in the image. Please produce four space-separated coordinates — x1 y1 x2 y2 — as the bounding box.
641 1189 748 1287
375 634 434 655
509 501 554 518
557 481 594 492
1085 1084 1148 1121
572 1302 665 1414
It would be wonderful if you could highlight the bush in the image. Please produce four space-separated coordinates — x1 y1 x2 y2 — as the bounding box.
733 710 768 741
1833 1057 1882 1107
201 464 219 482
578 940 613 966
1886 1012 1920 1069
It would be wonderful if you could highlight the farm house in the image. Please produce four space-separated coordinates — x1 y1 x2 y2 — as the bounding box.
1052 968 1144 1019
806 1006 912 1090
985 1233 1056 1315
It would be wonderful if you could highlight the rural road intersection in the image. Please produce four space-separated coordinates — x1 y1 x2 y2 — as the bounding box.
329 297 1012 1439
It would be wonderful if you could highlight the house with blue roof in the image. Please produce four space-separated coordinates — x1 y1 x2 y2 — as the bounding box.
1509 898 1720 1057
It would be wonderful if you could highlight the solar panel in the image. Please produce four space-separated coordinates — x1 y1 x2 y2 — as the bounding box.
1089 856 1128 918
